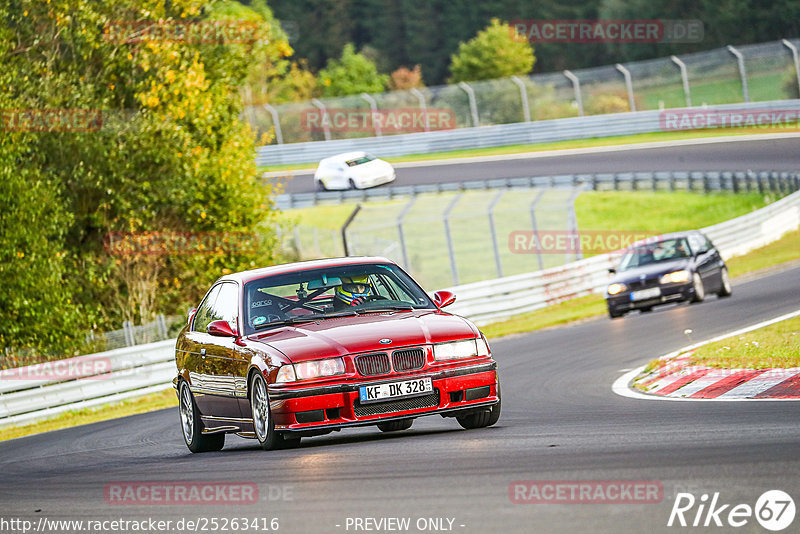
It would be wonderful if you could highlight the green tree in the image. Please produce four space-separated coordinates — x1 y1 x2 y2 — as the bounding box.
448 18 536 83
317 43 389 97
0 0 289 356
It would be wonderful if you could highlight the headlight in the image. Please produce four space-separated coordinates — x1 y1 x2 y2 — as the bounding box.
433 339 479 361
275 358 345 383
607 283 627 295
660 270 691 284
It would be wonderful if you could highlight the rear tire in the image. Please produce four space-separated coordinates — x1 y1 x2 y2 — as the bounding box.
690 273 705 303
250 373 301 450
316 179 327 191
717 267 732 297
377 419 413 432
179 382 225 453
456 384 501 429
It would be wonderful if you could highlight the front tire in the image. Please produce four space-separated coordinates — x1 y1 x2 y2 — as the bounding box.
690 273 705 303
179 382 225 453
608 307 624 319
348 178 358 190
377 419 413 432
250 373 300 450
456 385 501 429
717 267 732 297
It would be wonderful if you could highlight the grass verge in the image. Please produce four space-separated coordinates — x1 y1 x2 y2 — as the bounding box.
687 315 800 369
0 388 178 442
259 128 799 172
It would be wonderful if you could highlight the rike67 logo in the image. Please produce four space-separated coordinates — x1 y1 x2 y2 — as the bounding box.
668 490 795 531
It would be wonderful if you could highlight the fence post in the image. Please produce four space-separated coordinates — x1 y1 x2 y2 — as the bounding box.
782 40 800 98
443 194 463 286
360 93 381 137
123 321 135 347
670 56 692 107
458 82 480 127
397 197 417 269
615 64 636 112
567 186 584 261
311 98 332 141
529 190 545 271
263 103 283 144
157 315 168 339
340 204 361 256
410 88 430 132
487 191 505 278
727 45 750 103
563 70 584 116
511 76 531 122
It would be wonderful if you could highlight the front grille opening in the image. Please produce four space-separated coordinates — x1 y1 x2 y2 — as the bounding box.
465 386 490 401
449 390 464 403
355 353 391 376
392 348 425 372
354 389 440 417
325 407 340 420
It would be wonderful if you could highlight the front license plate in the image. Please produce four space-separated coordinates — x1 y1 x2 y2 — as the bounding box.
359 377 433 404
631 287 661 301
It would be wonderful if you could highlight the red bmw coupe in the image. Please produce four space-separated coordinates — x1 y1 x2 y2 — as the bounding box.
174 257 501 452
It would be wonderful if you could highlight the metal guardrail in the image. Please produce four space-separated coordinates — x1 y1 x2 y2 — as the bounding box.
1 184 798 426
257 99 800 166
0 340 176 426
276 169 800 209
446 187 800 324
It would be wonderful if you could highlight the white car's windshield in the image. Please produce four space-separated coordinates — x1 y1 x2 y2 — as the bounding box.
345 154 376 167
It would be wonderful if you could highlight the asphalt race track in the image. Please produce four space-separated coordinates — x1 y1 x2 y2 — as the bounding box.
2 264 799 533
274 136 800 194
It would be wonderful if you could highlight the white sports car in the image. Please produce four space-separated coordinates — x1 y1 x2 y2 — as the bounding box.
314 151 396 191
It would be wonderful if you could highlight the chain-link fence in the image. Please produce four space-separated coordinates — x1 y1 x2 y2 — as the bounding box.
248 39 800 145
286 187 581 290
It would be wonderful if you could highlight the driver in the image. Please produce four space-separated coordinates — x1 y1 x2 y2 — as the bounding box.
334 275 372 309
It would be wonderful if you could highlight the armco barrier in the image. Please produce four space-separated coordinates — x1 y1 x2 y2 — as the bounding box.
445 188 800 324
1 188 798 426
0 339 176 426
256 99 800 166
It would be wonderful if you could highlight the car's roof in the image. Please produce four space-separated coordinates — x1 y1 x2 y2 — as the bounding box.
629 230 705 249
218 256 396 285
320 151 369 163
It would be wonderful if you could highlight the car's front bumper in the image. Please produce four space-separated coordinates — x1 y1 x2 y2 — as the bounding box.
606 281 695 313
267 360 498 433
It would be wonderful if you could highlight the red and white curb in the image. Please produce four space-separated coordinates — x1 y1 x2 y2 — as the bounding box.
613 309 800 402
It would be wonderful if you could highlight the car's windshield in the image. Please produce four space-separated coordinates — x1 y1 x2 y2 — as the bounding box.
345 154 375 167
243 263 434 334
618 238 691 271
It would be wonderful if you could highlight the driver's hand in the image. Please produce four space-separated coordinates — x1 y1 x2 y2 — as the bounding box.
350 296 366 306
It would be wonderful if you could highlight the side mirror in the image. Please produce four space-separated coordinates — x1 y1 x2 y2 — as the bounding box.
608 268 616 274
187 308 197 326
433 290 456 308
208 319 238 337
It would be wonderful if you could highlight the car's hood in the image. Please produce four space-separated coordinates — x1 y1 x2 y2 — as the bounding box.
247 310 478 362
612 258 692 284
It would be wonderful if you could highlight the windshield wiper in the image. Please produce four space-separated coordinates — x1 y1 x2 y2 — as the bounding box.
361 304 414 312
253 316 321 330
